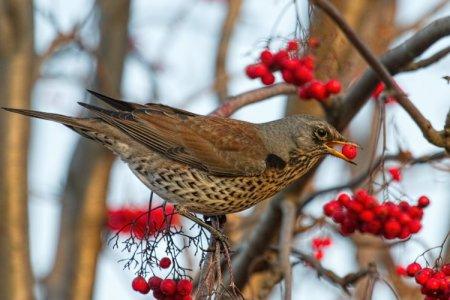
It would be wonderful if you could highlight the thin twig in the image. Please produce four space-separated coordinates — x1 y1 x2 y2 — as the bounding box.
214 0 243 102
400 45 450 72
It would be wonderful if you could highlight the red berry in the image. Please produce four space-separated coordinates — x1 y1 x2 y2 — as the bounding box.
314 250 324 260
293 66 313 84
308 82 328 101
273 50 289 66
148 276 163 290
322 237 332 247
301 55 315 69
374 205 389 219
406 263 422 277
399 201 411 211
433 271 446 279
159 257 171 269
366 220 382 234
396 266 407 276
323 200 340 216
416 268 433 285
408 220 422 233
337 193 351 206
176 279 193 296
298 86 311 99
388 205 402 219
260 50 274 66
425 278 440 292
372 82 385 99
261 72 275 85
441 263 450 276
307 37 320 48
312 238 323 250
282 70 294 83
398 228 411 239
398 213 412 225
281 58 300 71
332 210 347 224
341 144 357 160
245 64 267 78
160 279 177 295
408 206 424 220
287 40 299 51
418 196 430 208
132 276 150 294
360 210 374 222
153 288 164 299
388 167 402 182
383 219 401 239
325 79 341 94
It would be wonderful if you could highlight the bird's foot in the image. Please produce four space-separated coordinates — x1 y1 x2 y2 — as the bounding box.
176 206 230 247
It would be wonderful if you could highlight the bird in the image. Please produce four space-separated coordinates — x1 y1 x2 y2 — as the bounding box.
3 90 356 217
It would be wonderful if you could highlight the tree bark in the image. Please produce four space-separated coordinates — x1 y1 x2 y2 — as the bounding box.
45 1 131 299
0 1 35 299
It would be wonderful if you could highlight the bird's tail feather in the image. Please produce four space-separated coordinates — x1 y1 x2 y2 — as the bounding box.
2 107 92 130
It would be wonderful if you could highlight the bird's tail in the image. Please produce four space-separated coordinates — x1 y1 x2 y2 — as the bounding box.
2 107 94 131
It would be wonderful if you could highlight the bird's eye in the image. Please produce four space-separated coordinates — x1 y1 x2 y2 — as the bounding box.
315 128 328 139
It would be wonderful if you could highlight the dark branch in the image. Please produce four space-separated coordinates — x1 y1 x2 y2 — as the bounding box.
400 46 450 72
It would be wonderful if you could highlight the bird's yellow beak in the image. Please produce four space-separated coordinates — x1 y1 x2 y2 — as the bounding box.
324 141 359 165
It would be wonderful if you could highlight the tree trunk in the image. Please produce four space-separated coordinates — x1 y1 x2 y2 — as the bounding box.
0 1 35 299
45 1 131 299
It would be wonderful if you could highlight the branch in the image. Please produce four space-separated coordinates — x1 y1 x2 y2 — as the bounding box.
311 0 447 148
214 0 242 102
400 46 450 72
290 249 376 294
210 83 297 117
278 199 296 300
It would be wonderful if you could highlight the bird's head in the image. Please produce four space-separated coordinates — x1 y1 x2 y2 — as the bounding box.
284 115 358 164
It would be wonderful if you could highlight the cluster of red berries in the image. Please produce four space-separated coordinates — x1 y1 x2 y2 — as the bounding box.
107 205 178 239
132 276 193 299
311 236 332 260
323 189 430 239
401 262 450 299
131 257 193 299
245 39 342 101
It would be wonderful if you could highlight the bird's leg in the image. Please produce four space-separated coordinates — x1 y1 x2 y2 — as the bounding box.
175 206 229 247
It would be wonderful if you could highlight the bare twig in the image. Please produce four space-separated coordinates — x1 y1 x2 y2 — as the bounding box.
290 249 376 294
215 0 242 102
310 0 447 148
400 45 450 72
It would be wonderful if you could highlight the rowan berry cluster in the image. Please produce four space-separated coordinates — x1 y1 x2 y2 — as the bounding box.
245 39 342 101
311 236 332 260
323 189 430 239
131 258 193 299
402 262 450 299
132 276 193 299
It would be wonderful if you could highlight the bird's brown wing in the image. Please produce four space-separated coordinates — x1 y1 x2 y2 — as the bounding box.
87 103 270 176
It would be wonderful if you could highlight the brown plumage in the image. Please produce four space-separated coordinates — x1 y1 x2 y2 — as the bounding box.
3 91 356 215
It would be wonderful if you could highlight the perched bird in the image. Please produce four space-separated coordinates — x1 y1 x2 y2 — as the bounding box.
3 91 356 216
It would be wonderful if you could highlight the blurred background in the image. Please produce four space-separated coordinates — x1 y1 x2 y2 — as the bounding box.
0 0 449 299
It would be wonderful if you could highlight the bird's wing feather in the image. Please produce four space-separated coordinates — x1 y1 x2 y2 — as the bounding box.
85 103 269 176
